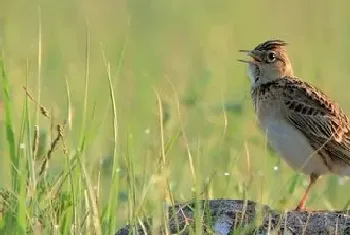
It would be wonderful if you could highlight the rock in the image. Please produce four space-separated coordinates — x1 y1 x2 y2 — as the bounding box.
116 199 350 235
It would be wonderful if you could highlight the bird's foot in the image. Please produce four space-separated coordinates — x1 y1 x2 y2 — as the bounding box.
294 205 306 211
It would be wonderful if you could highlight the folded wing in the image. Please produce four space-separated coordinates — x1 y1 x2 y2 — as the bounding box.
282 78 350 167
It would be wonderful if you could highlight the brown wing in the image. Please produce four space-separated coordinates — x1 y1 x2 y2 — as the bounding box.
281 77 350 166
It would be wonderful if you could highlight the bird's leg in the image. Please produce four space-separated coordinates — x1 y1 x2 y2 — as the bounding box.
295 173 319 211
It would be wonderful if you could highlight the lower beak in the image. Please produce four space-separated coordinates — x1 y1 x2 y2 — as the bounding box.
237 59 252 64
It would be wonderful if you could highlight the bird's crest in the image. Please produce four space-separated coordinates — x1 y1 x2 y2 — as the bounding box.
254 40 288 51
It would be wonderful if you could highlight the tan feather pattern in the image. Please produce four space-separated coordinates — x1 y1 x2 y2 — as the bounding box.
252 77 350 168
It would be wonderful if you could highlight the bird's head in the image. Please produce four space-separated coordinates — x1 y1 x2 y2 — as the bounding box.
239 39 294 87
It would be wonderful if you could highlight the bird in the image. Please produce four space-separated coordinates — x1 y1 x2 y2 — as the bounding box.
238 39 350 210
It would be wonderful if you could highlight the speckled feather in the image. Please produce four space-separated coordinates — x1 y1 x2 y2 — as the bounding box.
252 77 350 169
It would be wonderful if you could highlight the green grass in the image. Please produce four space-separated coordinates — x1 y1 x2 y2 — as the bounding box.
1 0 350 234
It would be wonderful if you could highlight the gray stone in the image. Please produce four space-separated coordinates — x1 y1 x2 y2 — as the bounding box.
116 199 350 235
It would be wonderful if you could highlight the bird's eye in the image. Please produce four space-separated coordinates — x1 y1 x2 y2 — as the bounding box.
266 51 276 63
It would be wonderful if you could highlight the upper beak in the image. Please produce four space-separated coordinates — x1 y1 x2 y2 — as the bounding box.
238 50 261 63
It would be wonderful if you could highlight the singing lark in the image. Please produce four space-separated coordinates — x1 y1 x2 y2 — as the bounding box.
238 40 350 210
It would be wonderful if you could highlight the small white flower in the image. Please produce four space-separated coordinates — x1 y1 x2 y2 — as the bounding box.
338 177 346 185
224 172 230 176
273 166 279 171
20 143 25 149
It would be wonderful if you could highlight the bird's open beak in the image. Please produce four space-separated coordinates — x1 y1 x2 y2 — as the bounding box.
238 50 261 63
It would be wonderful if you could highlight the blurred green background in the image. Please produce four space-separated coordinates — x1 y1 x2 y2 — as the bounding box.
2 0 350 230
